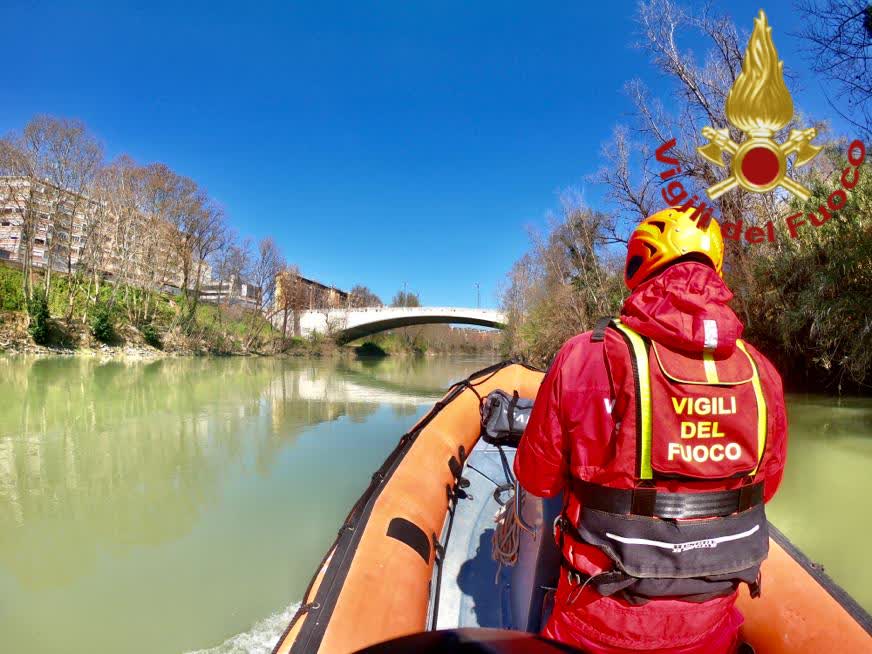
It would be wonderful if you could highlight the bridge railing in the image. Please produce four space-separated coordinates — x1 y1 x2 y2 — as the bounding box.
302 306 502 314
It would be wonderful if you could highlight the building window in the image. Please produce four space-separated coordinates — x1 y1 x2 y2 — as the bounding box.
34 238 45 245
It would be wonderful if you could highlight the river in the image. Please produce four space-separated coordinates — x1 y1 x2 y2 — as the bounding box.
0 355 869 654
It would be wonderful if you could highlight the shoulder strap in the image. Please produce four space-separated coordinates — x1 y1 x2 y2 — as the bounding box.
611 319 653 481
588 317 655 481
591 316 612 343
736 340 768 476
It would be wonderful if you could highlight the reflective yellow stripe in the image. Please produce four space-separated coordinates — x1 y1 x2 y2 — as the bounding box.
703 351 719 383
614 320 653 480
736 340 767 474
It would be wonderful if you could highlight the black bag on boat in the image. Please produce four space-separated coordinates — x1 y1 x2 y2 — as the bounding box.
481 389 533 447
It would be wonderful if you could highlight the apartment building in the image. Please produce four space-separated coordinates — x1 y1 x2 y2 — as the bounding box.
0 176 260 304
199 274 261 309
0 176 94 272
275 270 349 311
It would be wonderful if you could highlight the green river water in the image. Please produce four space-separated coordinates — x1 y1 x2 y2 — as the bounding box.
0 355 869 654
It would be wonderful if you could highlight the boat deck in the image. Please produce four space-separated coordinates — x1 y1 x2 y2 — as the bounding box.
429 438 562 633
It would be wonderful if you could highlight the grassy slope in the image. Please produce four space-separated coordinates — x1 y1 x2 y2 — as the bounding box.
1 267 500 356
0 265 281 354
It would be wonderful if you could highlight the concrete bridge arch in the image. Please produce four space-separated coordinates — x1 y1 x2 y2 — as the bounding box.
295 307 506 343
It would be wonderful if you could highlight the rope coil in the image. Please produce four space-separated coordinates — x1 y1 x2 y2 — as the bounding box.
492 483 525 582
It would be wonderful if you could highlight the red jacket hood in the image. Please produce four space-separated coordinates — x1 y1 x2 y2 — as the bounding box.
620 261 744 357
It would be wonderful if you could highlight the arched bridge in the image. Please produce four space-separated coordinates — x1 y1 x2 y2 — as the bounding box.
297 307 506 343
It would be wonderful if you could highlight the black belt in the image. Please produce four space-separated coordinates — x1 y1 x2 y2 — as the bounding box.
570 479 764 519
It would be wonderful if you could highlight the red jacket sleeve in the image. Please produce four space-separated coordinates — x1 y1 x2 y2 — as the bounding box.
513 343 571 498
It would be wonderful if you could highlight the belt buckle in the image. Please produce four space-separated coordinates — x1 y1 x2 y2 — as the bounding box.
631 483 657 516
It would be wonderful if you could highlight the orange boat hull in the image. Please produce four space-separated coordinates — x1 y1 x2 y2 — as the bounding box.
274 363 872 654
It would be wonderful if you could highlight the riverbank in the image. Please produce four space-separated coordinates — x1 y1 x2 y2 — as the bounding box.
0 261 292 356
0 309 340 359
0 311 498 360
1 265 501 359
0 309 260 358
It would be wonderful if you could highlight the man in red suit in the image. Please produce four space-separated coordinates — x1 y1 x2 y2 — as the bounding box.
515 208 788 654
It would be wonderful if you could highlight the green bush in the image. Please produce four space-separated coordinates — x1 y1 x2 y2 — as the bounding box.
90 303 115 343
739 152 872 391
141 322 161 348
0 267 25 310
26 293 50 344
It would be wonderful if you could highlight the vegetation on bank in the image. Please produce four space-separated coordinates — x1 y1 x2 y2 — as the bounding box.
0 263 286 354
0 265 500 357
501 0 871 394
501 155 871 393
741 151 872 391
351 324 501 357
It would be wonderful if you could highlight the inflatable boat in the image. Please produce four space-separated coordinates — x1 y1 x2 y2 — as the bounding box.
272 361 872 653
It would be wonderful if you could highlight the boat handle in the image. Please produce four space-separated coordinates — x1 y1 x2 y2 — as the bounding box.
514 481 537 540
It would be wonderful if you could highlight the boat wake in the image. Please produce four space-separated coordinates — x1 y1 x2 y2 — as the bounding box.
186 603 299 654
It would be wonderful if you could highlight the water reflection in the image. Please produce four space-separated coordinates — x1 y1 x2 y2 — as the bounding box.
2 357 868 654
0 357 455 586
0 355 480 654
766 394 872 612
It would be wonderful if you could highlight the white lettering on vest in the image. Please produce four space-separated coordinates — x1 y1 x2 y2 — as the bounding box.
671 396 737 416
667 442 743 463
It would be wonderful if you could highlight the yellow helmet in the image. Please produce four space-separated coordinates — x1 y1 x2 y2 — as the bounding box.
624 207 724 290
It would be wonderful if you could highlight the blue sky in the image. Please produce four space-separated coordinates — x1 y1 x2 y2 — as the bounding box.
0 1 851 307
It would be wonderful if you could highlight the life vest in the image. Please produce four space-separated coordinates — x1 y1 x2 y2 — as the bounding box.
560 317 770 603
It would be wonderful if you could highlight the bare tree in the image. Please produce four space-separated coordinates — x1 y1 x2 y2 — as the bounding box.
349 284 382 307
0 138 39 300
87 155 145 320
213 236 251 311
163 172 202 311
138 164 184 323
590 125 657 233
391 290 421 307
188 200 228 320
0 117 103 311
138 164 226 325
796 0 872 137
501 196 625 366
21 117 103 298
275 265 312 338
243 237 285 350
